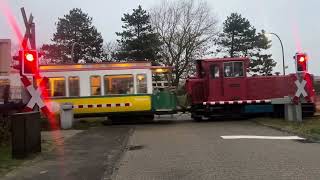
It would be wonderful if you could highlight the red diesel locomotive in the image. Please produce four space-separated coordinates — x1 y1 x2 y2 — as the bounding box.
186 57 316 120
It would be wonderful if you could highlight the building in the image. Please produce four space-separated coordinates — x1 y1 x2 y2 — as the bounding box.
0 39 22 103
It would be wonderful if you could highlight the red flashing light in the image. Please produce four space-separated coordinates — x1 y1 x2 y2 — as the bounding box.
25 53 35 62
295 53 308 72
298 56 305 63
22 50 38 75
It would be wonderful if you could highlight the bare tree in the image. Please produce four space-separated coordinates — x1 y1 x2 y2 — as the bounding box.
151 0 218 86
103 41 119 61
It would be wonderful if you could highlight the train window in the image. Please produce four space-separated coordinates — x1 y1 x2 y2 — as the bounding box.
224 62 244 77
90 76 101 96
136 74 147 94
68 76 80 97
48 77 66 97
224 62 233 77
210 64 220 78
233 62 244 77
104 75 134 95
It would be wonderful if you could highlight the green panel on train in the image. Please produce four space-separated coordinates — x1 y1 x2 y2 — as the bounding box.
152 90 177 114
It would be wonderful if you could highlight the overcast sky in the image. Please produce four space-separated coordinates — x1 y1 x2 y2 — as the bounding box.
0 0 319 75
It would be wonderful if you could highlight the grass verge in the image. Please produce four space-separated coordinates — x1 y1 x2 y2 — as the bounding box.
0 146 24 177
254 115 320 141
73 117 107 130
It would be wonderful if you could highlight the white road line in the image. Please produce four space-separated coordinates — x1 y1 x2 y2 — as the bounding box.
221 135 305 140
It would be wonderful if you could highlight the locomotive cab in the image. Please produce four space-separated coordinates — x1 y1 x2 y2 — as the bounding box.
206 58 249 101
187 58 250 104
186 57 316 120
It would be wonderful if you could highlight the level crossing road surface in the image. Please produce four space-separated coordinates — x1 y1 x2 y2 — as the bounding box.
113 116 320 180
3 115 320 180
3 126 132 180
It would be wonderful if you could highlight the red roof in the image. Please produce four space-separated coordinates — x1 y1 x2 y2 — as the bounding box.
200 57 250 62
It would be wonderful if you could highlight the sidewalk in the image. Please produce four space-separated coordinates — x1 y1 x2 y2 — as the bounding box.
3 126 132 180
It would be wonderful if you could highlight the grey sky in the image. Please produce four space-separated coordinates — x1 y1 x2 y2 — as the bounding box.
0 0 319 75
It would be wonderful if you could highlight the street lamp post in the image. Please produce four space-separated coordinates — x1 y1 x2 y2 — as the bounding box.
71 42 79 63
266 32 286 76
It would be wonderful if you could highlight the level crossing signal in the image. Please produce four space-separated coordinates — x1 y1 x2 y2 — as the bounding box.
13 50 39 76
295 53 308 72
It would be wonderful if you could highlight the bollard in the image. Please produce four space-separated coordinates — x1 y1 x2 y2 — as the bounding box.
11 111 41 159
60 103 74 129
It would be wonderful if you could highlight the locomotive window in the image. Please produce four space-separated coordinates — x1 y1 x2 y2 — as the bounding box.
224 62 244 77
210 64 220 78
136 74 147 94
233 62 244 77
224 62 233 77
104 75 134 95
47 77 66 97
90 76 101 96
68 76 80 97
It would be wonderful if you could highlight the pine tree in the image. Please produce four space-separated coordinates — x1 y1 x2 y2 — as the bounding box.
114 5 162 62
249 30 277 75
217 13 276 75
217 13 256 57
41 8 105 63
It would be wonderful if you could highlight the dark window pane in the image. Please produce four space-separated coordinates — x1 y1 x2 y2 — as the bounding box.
224 62 233 77
233 62 244 77
69 76 80 97
90 76 101 96
104 75 134 95
210 64 220 78
136 74 147 94
48 77 66 97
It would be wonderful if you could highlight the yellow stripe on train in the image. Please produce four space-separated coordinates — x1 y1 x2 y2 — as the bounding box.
46 95 152 114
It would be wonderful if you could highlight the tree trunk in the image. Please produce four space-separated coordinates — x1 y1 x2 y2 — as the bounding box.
230 31 235 57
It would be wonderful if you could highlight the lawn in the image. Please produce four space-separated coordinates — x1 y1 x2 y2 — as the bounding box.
254 115 320 141
73 117 106 130
0 146 24 177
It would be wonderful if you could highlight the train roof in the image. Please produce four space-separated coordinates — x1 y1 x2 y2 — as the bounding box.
39 61 172 73
198 57 250 62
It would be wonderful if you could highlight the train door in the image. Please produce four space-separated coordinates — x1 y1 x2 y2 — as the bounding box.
208 63 223 101
222 61 247 100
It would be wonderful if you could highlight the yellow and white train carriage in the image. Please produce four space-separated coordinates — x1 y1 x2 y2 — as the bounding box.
40 62 177 119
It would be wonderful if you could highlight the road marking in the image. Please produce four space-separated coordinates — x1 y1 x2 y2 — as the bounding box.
221 135 305 140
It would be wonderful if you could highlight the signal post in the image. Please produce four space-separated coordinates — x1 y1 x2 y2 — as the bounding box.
12 8 42 111
285 53 310 122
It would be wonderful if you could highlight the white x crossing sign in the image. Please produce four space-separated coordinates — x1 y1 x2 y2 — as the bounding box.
21 76 46 110
25 84 45 109
295 80 308 98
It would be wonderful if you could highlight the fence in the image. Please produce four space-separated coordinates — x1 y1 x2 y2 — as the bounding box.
0 85 22 103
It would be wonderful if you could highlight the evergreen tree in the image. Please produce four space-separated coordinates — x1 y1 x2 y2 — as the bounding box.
249 30 277 75
217 13 256 57
217 13 276 75
115 5 162 62
41 8 105 63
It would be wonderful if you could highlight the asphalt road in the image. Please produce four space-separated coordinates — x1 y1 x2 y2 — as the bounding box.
113 118 320 180
3 115 320 180
3 126 132 180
